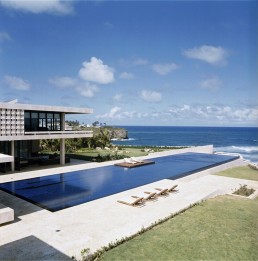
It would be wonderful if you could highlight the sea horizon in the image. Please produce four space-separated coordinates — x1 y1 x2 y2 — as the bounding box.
112 126 258 164
114 125 258 128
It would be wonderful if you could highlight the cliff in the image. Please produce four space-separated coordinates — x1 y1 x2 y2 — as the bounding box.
89 126 128 140
107 127 128 140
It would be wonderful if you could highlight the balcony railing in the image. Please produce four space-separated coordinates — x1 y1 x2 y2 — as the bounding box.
24 130 93 136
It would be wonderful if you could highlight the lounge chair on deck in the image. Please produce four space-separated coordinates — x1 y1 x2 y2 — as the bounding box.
132 191 157 201
131 157 145 163
145 188 168 196
124 158 137 164
117 196 144 206
155 184 178 193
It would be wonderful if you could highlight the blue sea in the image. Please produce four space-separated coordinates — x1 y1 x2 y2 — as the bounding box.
112 126 258 164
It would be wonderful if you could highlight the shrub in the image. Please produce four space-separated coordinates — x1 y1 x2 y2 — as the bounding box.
233 184 255 197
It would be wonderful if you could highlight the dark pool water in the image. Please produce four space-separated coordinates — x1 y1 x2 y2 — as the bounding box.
0 152 239 211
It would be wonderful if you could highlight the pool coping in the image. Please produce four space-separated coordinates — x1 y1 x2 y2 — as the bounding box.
0 145 255 260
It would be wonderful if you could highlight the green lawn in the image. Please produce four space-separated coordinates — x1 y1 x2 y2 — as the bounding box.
215 166 258 181
69 146 171 162
99 166 258 260
101 196 258 261
74 147 151 158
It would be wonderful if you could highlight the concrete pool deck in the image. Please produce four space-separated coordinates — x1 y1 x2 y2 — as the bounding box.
0 146 257 260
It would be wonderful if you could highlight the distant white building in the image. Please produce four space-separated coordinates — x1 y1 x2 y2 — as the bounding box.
0 100 93 172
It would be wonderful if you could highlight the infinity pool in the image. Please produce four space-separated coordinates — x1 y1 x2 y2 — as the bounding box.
0 152 239 211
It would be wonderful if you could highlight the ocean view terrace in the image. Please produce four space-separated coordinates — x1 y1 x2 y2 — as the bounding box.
1 143 258 260
0 0 257 260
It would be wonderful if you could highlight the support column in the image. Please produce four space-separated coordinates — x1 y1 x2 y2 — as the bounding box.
60 113 66 165
11 140 15 171
61 112 65 131
60 138 65 165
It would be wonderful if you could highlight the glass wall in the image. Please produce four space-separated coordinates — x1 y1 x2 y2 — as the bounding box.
24 111 61 131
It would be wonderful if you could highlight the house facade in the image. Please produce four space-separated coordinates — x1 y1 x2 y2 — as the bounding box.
0 100 93 172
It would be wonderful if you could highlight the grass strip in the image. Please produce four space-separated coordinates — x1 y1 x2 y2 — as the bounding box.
100 196 258 261
215 166 258 181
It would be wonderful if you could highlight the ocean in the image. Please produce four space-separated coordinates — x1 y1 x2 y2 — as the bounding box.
112 126 258 164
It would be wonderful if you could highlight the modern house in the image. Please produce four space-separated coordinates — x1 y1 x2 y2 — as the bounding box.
0 100 93 172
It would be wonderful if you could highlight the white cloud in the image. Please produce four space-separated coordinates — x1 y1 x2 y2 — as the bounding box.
152 63 179 75
183 45 228 66
140 90 162 103
97 106 122 119
49 76 98 97
119 72 134 79
133 58 149 66
4 75 31 91
104 21 114 29
0 32 11 42
167 104 258 124
0 0 74 15
97 107 138 120
76 83 99 98
113 94 122 101
97 104 258 125
79 57 115 84
49 76 77 88
199 76 221 91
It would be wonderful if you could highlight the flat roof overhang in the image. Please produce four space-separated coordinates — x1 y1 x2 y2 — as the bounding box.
0 132 93 141
0 102 93 114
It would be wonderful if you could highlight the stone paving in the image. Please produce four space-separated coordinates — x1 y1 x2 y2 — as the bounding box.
0 146 256 260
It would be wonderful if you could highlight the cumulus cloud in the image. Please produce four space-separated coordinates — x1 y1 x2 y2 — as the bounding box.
152 63 180 75
49 76 77 88
0 0 74 15
113 94 122 101
49 76 98 97
199 76 221 91
0 32 11 42
97 107 122 119
79 57 115 84
140 90 162 103
97 104 258 124
167 104 258 124
133 58 149 66
4 75 31 91
97 107 138 120
119 72 134 79
183 45 228 66
76 83 99 98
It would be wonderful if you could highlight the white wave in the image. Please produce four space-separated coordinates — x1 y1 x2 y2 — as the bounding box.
111 138 136 141
215 146 258 153
215 145 258 163
231 146 258 153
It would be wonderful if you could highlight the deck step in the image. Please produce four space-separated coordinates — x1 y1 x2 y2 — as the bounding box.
0 203 14 225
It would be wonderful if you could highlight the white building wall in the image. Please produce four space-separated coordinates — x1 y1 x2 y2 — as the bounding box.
0 108 24 137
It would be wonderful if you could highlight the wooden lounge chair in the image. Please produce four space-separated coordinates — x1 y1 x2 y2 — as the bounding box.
132 191 157 201
145 188 168 196
117 196 144 206
155 184 178 193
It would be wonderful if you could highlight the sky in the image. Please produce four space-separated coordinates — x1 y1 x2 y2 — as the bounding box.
0 0 257 127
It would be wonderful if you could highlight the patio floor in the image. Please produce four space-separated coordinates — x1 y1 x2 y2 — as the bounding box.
0 148 256 260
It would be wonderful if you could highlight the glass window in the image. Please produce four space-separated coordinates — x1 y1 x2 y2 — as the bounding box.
54 113 60 119
24 112 31 131
39 113 46 118
31 112 38 131
54 113 61 130
39 113 47 130
47 113 53 119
